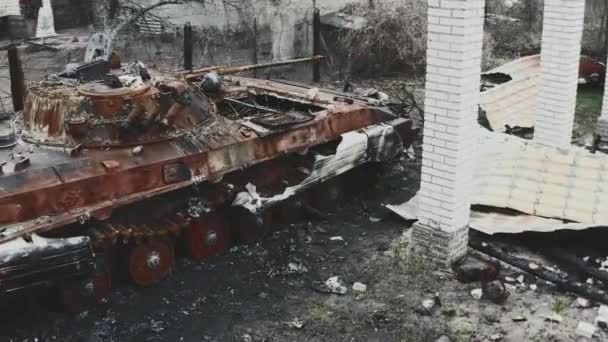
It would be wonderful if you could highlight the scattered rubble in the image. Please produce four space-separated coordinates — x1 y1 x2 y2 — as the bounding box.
488 333 504 341
286 318 305 329
470 289 483 300
545 313 563 324
453 255 499 284
575 322 597 339
352 282 367 293
595 305 608 330
576 297 592 308
312 276 348 295
482 280 509 304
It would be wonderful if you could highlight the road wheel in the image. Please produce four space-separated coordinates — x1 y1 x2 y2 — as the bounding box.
127 239 175 287
183 212 231 261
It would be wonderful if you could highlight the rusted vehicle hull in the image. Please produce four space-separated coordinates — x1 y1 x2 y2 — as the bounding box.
0 60 414 308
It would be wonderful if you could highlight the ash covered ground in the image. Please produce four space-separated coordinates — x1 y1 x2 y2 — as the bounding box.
1 157 606 342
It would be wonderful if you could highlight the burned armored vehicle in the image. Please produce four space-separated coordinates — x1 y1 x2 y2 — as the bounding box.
0 55 414 309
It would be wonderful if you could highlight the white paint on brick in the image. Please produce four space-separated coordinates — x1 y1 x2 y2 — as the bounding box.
600 44 608 125
414 0 485 267
0 0 21 17
535 0 586 149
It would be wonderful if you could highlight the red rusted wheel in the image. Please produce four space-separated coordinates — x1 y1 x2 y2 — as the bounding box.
127 239 175 287
184 213 231 261
232 208 274 244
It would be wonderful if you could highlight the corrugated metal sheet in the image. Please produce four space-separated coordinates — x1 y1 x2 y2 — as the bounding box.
475 131 608 225
468 211 602 235
0 0 21 17
480 55 541 131
388 129 608 233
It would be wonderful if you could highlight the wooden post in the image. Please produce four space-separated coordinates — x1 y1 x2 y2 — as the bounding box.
184 22 193 71
312 8 321 83
252 18 258 78
8 46 25 112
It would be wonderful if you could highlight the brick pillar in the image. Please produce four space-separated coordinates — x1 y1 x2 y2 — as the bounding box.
535 0 586 148
412 0 484 269
597 55 608 140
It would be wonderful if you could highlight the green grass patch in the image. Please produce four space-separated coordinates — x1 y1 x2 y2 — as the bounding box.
575 85 603 136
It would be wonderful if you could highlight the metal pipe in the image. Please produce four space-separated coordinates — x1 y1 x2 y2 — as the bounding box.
8 46 25 112
312 8 321 83
185 56 325 81
184 22 193 71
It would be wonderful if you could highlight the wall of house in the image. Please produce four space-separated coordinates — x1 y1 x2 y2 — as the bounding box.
110 0 366 61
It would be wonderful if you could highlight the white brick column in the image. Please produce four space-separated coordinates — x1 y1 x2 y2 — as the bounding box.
0 0 21 16
597 55 608 140
535 0 586 148
412 0 484 269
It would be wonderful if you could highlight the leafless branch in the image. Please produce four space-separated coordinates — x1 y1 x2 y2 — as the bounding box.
113 0 184 34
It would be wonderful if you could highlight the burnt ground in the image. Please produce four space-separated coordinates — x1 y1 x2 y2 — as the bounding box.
2 155 608 342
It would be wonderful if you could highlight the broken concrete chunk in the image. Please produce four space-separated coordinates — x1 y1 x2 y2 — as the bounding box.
595 305 608 330
287 262 307 274
470 288 483 300
326 276 347 294
352 282 367 293
575 322 596 339
420 299 436 316
596 315 608 330
545 313 563 323
287 318 305 329
488 333 504 341
576 297 591 308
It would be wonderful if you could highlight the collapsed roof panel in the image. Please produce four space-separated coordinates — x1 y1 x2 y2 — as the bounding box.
480 55 540 132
